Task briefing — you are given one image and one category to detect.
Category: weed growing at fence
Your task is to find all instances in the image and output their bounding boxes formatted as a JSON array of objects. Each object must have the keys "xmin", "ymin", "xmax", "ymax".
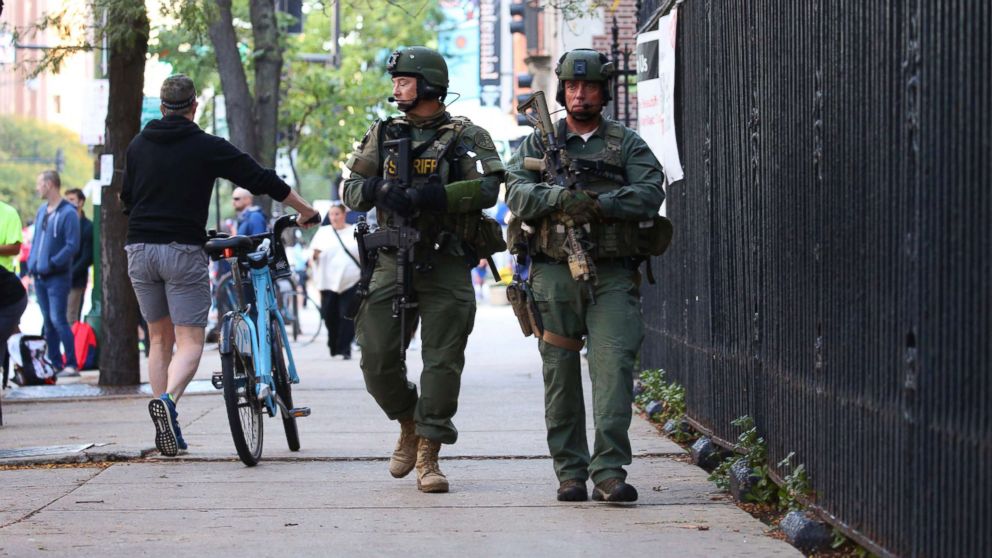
[
  {"xmin": 777, "ymin": 452, "xmax": 811, "ymax": 512},
  {"xmin": 707, "ymin": 416, "xmax": 772, "ymax": 497},
  {"xmin": 635, "ymin": 369, "xmax": 686, "ymax": 423}
]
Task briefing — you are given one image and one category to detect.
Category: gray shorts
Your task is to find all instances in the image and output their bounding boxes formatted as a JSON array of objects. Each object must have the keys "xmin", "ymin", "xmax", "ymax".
[{"xmin": 126, "ymin": 242, "xmax": 210, "ymax": 327}]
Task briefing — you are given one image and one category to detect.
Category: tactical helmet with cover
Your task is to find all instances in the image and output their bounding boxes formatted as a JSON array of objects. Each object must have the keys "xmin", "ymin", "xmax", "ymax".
[
  {"xmin": 386, "ymin": 46, "xmax": 449, "ymax": 102},
  {"xmin": 554, "ymin": 49, "xmax": 615, "ymax": 105}
]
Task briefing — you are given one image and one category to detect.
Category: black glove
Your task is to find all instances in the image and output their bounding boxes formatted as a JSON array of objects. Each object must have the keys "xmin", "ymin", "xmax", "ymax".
[
  {"xmin": 411, "ymin": 176, "xmax": 447, "ymax": 212},
  {"xmin": 362, "ymin": 176, "xmax": 415, "ymax": 217}
]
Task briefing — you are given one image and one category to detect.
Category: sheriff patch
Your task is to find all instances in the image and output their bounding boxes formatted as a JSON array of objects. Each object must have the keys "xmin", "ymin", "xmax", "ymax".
[
  {"xmin": 386, "ymin": 158, "xmax": 438, "ymax": 176},
  {"xmin": 474, "ymin": 130, "xmax": 496, "ymax": 151}
]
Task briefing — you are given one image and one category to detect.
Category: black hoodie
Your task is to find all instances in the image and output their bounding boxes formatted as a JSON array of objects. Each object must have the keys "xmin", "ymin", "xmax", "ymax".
[{"xmin": 121, "ymin": 115, "xmax": 291, "ymax": 245}]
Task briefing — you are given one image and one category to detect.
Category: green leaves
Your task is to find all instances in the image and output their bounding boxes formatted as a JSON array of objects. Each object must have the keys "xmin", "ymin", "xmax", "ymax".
[
  {"xmin": 0, "ymin": 116, "xmax": 93, "ymax": 220},
  {"xmin": 280, "ymin": 0, "xmax": 443, "ymax": 179}
]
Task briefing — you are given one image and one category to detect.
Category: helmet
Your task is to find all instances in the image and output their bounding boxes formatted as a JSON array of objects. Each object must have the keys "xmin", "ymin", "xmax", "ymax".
[
  {"xmin": 554, "ymin": 49, "xmax": 615, "ymax": 105},
  {"xmin": 386, "ymin": 46, "xmax": 449, "ymax": 101}
]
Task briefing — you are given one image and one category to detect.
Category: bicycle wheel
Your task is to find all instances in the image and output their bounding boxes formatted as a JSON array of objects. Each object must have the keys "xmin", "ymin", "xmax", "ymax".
[
  {"xmin": 221, "ymin": 314, "xmax": 264, "ymax": 466},
  {"xmin": 271, "ymin": 320, "xmax": 300, "ymax": 451},
  {"xmin": 291, "ymin": 294, "xmax": 300, "ymax": 341}
]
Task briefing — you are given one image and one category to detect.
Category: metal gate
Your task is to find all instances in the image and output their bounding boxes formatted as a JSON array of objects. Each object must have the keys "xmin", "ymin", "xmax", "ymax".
[{"xmin": 639, "ymin": 1, "xmax": 992, "ymax": 556}]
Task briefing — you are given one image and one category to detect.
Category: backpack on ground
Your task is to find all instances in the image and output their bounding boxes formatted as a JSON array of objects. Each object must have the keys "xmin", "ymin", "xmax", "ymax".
[
  {"xmin": 7, "ymin": 334, "xmax": 58, "ymax": 386},
  {"xmin": 72, "ymin": 322, "xmax": 99, "ymax": 370}
]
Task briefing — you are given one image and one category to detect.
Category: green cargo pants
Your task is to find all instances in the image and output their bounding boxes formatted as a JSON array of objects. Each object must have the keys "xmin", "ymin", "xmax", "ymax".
[
  {"xmin": 355, "ymin": 251, "xmax": 476, "ymax": 444},
  {"xmin": 529, "ymin": 260, "xmax": 644, "ymax": 484}
]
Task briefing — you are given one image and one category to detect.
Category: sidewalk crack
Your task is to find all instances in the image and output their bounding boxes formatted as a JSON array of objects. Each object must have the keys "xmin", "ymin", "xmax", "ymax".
[{"xmin": 0, "ymin": 466, "xmax": 110, "ymax": 530}]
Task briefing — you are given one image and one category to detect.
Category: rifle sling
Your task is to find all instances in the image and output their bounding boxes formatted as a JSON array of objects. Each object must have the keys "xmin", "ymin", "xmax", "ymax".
[
  {"xmin": 487, "ymin": 256, "xmax": 501, "ymax": 283},
  {"xmin": 541, "ymin": 329, "xmax": 584, "ymax": 352}
]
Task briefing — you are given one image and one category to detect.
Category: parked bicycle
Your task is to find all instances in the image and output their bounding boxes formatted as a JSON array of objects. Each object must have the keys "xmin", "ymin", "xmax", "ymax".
[{"xmin": 204, "ymin": 213, "xmax": 319, "ymax": 466}]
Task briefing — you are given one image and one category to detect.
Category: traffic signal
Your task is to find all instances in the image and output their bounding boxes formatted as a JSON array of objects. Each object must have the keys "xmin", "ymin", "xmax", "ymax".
[
  {"xmin": 510, "ymin": 2, "xmax": 526, "ymax": 35},
  {"xmin": 277, "ymin": 0, "xmax": 303, "ymax": 34}
]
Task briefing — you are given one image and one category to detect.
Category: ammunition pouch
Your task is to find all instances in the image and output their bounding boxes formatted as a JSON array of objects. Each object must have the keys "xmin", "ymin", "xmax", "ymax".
[
  {"xmin": 506, "ymin": 215, "xmax": 530, "ymax": 255},
  {"xmin": 531, "ymin": 214, "xmax": 673, "ymax": 260},
  {"xmin": 505, "ymin": 279, "xmax": 585, "ymax": 352},
  {"xmin": 635, "ymin": 215, "xmax": 674, "ymax": 257},
  {"xmin": 506, "ymin": 281, "xmax": 538, "ymax": 337},
  {"xmin": 460, "ymin": 213, "xmax": 507, "ymax": 259}
]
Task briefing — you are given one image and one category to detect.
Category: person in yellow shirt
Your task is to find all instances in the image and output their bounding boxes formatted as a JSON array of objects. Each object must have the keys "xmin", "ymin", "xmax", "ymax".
[{"xmin": 0, "ymin": 201, "xmax": 23, "ymax": 273}]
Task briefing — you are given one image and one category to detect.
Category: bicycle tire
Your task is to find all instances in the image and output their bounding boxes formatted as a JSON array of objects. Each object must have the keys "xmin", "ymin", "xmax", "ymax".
[
  {"xmin": 291, "ymin": 294, "xmax": 300, "ymax": 342},
  {"xmin": 221, "ymin": 315, "xmax": 264, "ymax": 466},
  {"xmin": 271, "ymin": 320, "xmax": 301, "ymax": 451}
]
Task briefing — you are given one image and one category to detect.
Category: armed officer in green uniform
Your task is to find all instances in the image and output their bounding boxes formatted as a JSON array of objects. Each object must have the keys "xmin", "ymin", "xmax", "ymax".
[
  {"xmin": 342, "ymin": 46, "xmax": 505, "ymax": 493},
  {"xmin": 506, "ymin": 49, "xmax": 670, "ymax": 503}
]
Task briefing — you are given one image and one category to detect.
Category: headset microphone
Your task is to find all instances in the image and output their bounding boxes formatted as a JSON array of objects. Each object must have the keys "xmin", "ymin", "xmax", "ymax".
[{"xmin": 388, "ymin": 96, "xmax": 396, "ymax": 102}]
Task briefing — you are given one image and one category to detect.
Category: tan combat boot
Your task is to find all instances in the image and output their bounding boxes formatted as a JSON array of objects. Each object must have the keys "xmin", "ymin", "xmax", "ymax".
[
  {"xmin": 388, "ymin": 418, "xmax": 419, "ymax": 478},
  {"xmin": 415, "ymin": 437, "xmax": 449, "ymax": 493}
]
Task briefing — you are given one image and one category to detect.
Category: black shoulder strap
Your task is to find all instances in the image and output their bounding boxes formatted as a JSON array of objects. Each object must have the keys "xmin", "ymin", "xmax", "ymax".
[{"xmin": 332, "ymin": 226, "xmax": 361, "ymax": 268}]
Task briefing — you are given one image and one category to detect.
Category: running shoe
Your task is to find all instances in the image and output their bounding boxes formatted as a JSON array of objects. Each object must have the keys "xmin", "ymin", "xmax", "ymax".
[{"xmin": 148, "ymin": 395, "xmax": 188, "ymax": 456}]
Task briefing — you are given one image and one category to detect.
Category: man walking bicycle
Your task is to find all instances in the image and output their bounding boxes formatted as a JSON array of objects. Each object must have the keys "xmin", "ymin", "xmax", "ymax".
[{"xmin": 122, "ymin": 74, "xmax": 319, "ymax": 456}]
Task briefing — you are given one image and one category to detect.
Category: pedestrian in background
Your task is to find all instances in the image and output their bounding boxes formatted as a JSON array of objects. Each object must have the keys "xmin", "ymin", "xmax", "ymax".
[
  {"xmin": 27, "ymin": 170, "xmax": 80, "ymax": 377},
  {"xmin": 0, "ymin": 200, "xmax": 22, "ymax": 273},
  {"xmin": 121, "ymin": 74, "xmax": 318, "ymax": 457},
  {"xmin": 310, "ymin": 204, "xmax": 360, "ymax": 360},
  {"xmin": 290, "ymin": 232, "xmax": 310, "ymax": 308},
  {"xmin": 232, "ymin": 187, "xmax": 268, "ymax": 235},
  {"xmin": 64, "ymin": 188, "xmax": 93, "ymax": 324},
  {"xmin": 0, "ymin": 264, "xmax": 27, "ymax": 387}
]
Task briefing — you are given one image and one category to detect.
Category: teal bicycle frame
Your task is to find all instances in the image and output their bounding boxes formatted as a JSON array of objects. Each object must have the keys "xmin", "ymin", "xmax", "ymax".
[{"xmin": 220, "ymin": 240, "xmax": 300, "ymax": 417}]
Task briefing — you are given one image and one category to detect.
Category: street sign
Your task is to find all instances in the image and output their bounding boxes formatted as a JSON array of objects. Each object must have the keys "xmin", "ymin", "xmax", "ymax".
[
  {"xmin": 80, "ymin": 80, "xmax": 109, "ymax": 146},
  {"xmin": 99, "ymin": 154, "xmax": 113, "ymax": 186},
  {"xmin": 275, "ymin": 147, "xmax": 297, "ymax": 187},
  {"xmin": 140, "ymin": 97, "xmax": 161, "ymax": 129}
]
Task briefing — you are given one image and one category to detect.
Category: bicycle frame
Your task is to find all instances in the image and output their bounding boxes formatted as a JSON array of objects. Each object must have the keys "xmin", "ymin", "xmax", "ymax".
[{"xmin": 220, "ymin": 245, "xmax": 301, "ymax": 418}]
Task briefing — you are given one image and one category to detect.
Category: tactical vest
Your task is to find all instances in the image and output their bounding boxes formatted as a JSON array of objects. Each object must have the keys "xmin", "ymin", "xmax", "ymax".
[
  {"xmin": 520, "ymin": 119, "xmax": 671, "ymax": 260},
  {"xmin": 377, "ymin": 115, "xmax": 502, "ymax": 259}
]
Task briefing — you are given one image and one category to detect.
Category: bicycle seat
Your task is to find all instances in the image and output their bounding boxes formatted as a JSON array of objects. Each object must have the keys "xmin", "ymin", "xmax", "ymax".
[{"xmin": 204, "ymin": 235, "xmax": 254, "ymax": 260}]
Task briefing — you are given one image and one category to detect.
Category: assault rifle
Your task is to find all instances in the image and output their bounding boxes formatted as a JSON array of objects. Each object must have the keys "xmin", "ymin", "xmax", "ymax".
[
  {"xmin": 517, "ymin": 91, "xmax": 598, "ymax": 304},
  {"xmin": 351, "ymin": 137, "xmax": 421, "ymax": 361}
]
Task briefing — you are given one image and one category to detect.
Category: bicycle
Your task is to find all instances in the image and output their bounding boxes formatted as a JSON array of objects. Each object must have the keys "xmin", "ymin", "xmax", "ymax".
[
  {"xmin": 204, "ymin": 214, "xmax": 318, "ymax": 466},
  {"xmin": 275, "ymin": 275, "xmax": 300, "ymax": 342}
]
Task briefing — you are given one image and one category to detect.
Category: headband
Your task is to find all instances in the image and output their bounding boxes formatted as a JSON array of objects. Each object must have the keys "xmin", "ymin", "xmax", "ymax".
[{"xmin": 161, "ymin": 95, "xmax": 196, "ymax": 111}]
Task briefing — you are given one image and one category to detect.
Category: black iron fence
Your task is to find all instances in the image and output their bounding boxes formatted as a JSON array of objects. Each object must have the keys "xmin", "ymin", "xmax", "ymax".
[{"xmin": 639, "ymin": 1, "xmax": 991, "ymax": 557}]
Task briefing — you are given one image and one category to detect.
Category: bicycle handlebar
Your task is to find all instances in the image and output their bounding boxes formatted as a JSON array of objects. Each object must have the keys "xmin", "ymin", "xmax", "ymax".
[{"xmin": 273, "ymin": 213, "xmax": 320, "ymax": 243}]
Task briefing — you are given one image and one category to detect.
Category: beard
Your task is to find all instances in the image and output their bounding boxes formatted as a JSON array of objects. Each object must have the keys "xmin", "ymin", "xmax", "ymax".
[
  {"xmin": 567, "ymin": 103, "xmax": 602, "ymax": 121},
  {"xmin": 395, "ymin": 98, "xmax": 418, "ymax": 112}
]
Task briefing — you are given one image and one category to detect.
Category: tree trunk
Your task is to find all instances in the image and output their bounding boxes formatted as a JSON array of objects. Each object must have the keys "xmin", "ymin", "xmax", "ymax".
[
  {"xmin": 209, "ymin": 0, "xmax": 258, "ymax": 160},
  {"xmin": 99, "ymin": 2, "xmax": 148, "ymax": 385},
  {"xmin": 250, "ymin": 0, "xmax": 283, "ymax": 215}
]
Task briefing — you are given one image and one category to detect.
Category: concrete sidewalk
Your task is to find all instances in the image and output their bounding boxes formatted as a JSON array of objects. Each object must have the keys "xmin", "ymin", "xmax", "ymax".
[{"xmin": 0, "ymin": 304, "xmax": 799, "ymax": 556}]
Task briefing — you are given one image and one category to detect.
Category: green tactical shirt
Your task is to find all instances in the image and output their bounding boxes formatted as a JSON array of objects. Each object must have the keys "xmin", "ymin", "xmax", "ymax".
[
  {"xmin": 505, "ymin": 115, "xmax": 665, "ymax": 222},
  {"xmin": 342, "ymin": 107, "xmax": 505, "ymax": 215}
]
